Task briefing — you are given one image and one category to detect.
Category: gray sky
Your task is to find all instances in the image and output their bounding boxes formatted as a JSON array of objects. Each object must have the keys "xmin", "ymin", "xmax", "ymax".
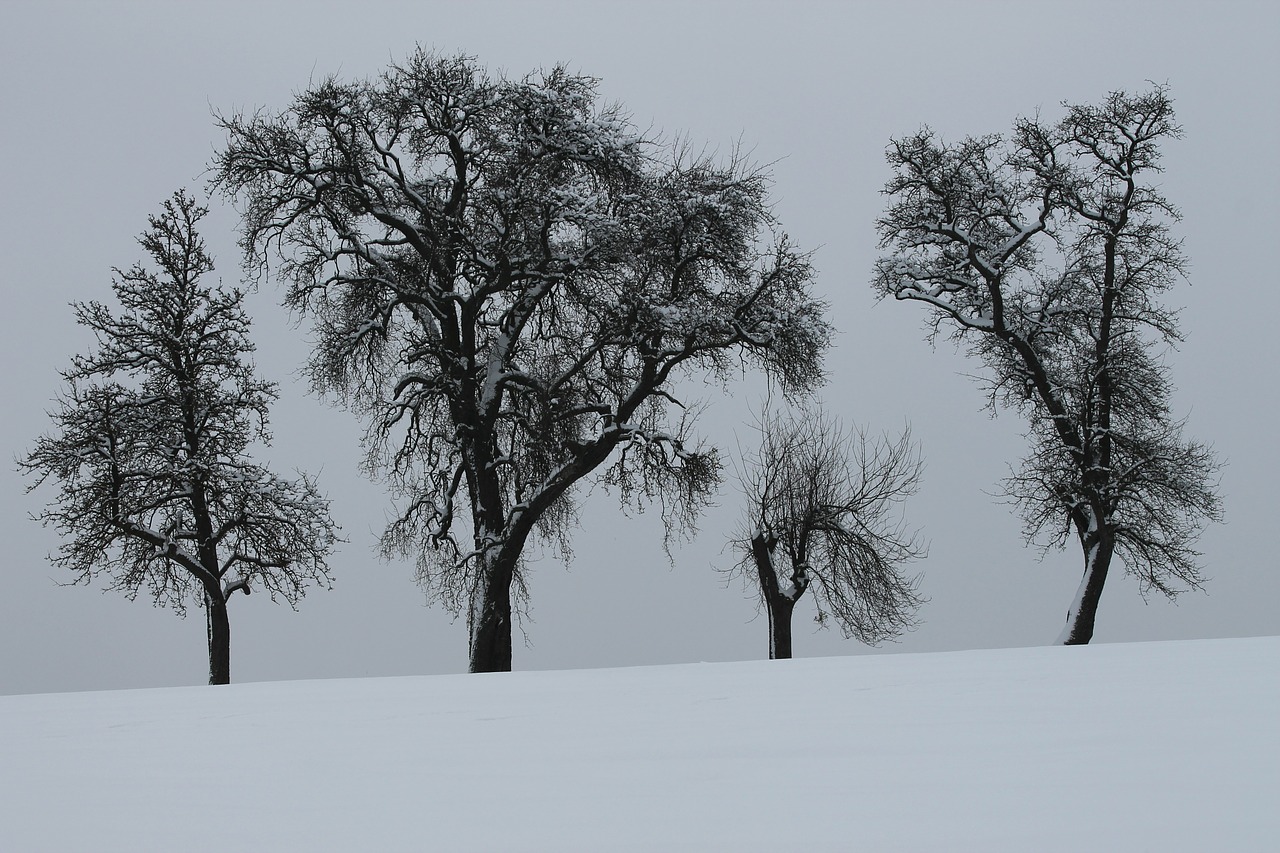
[{"xmin": 3, "ymin": 0, "xmax": 1277, "ymax": 694}]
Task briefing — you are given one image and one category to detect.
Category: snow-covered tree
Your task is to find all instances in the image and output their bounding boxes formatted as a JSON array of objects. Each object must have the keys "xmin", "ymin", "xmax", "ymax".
[
  {"xmin": 733, "ymin": 408, "xmax": 924, "ymax": 659},
  {"xmin": 22, "ymin": 191, "xmax": 338, "ymax": 684},
  {"xmin": 214, "ymin": 50, "xmax": 830, "ymax": 672},
  {"xmin": 874, "ymin": 88, "xmax": 1221, "ymax": 644}
]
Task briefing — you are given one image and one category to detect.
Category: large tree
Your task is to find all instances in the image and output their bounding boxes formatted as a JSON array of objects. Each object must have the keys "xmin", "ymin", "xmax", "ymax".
[
  {"xmin": 733, "ymin": 407, "xmax": 924, "ymax": 659},
  {"xmin": 22, "ymin": 191, "xmax": 338, "ymax": 684},
  {"xmin": 213, "ymin": 51, "xmax": 830, "ymax": 672},
  {"xmin": 874, "ymin": 88, "xmax": 1221, "ymax": 644}
]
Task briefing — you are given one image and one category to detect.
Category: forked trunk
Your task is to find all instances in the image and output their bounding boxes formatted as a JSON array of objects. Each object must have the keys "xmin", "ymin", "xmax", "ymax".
[
  {"xmin": 1057, "ymin": 528, "xmax": 1115, "ymax": 646},
  {"xmin": 752, "ymin": 530, "xmax": 804, "ymax": 660},
  {"xmin": 469, "ymin": 556, "xmax": 514, "ymax": 673},
  {"xmin": 205, "ymin": 592, "xmax": 231, "ymax": 685}
]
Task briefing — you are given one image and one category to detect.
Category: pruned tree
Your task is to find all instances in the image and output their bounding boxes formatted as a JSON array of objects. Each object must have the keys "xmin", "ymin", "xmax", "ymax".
[
  {"xmin": 212, "ymin": 50, "xmax": 830, "ymax": 672},
  {"xmin": 733, "ymin": 407, "xmax": 924, "ymax": 659},
  {"xmin": 21, "ymin": 190, "xmax": 339, "ymax": 684},
  {"xmin": 873, "ymin": 87, "xmax": 1222, "ymax": 644}
]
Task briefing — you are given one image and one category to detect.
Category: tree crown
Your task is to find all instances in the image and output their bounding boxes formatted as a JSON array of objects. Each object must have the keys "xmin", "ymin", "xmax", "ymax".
[
  {"xmin": 23, "ymin": 190, "xmax": 338, "ymax": 612},
  {"xmin": 873, "ymin": 88, "xmax": 1220, "ymax": 596},
  {"xmin": 733, "ymin": 406, "xmax": 925, "ymax": 644},
  {"xmin": 214, "ymin": 50, "xmax": 830, "ymax": 614}
]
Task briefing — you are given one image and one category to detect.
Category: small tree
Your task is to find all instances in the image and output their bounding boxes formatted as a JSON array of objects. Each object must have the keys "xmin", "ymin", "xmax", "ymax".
[
  {"xmin": 874, "ymin": 88, "xmax": 1221, "ymax": 644},
  {"xmin": 214, "ymin": 50, "xmax": 830, "ymax": 672},
  {"xmin": 22, "ymin": 191, "xmax": 338, "ymax": 684},
  {"xmin": 733, "ymin": 408, "xmax": 925, "ymax": 659}
]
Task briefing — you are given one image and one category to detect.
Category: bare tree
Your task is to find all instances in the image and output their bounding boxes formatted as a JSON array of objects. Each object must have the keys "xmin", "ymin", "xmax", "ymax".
[
  {"xmin": 733, "ymin": 407, "xmax": 925, "ymax": 659},
  {"xmin": 873, "ymin": 87, "xmax": 1221, "ymax": 644},
  {"xmin": 213, "ymin": 50, "xmax": 830, "ymax": 672},
  {"xmin": 21, "ymin": 191, "xmax": 339, "ymax": 684}
]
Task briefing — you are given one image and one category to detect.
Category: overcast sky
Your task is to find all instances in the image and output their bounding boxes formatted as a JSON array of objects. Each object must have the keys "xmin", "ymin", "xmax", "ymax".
[{"xmin": 3, "ymin": 0, "xmax": 1277, "ymax": 695}]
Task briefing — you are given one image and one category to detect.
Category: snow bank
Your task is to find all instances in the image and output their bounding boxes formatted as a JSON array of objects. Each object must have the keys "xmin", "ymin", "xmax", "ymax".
[{"xmin": 2, "ymin": 637, "xmax": 1276, "ymax": 851}]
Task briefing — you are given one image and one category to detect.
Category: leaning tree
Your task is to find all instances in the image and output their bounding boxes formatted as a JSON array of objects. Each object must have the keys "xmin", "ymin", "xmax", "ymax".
[
  {"xmin": 874, "ymin": 88, "xmax": 1221, "ymax": 644},
  {"xmin": 22, "ymin": 190, "xmax": 339, "ymax": 684},
  {"xmin": 214, "ymin": 50, "xmax": 830, "ymax": 672},
  {"xmin": 733, "ymin": 407, "xmax": 925, "ymax": 659}
]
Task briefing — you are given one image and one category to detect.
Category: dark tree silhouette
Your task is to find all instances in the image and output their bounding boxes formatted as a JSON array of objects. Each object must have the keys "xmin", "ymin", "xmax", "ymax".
[
  {"xmin": 733, "ymin": 407, "xmax": 924, "ymax": 659},
  {"xmin": 874, "ymin": 88, "xmax": 1221, "ymax": 644},
  {"xmin": 213, "ymin": 51, "xmax": 830, "ymax": 672},
  {"xmin": 22, "ymin": 191, "xmax": 338, "ymax": 684}
]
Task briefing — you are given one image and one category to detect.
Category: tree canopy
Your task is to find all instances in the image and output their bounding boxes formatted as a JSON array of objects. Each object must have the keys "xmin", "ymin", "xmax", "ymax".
[{"xmin": 214, "ymin": 50, "xmax": 830, "ymax": 670}]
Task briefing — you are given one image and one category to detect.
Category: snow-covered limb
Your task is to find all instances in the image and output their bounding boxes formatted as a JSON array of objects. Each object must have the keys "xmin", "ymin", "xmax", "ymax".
[{"xmin": 222, "ymin": 574, "xmax": 251, "ymax": 598}]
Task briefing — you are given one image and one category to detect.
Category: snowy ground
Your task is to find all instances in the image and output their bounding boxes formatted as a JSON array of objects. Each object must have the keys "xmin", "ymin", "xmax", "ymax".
[{"xmin": 2, "ymin": 637, "xmax": 1276, "ymax": 851}]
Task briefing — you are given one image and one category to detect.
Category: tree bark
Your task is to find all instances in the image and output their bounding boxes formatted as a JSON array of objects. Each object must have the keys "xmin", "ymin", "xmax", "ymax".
[
  {"xmin": 1059, "ymin": 530, "xmax": 1115, "ymax": 645},
  {"xmin": 469, "ymin": 557, "xmax": 514, "ymax": 673},
  {"xmin": 205, "ymin": 591, "xmax": 231, "ymax": 685},
  {"xmin": 766, "ymin": 594, "xmax": 796, "ymax": 660}
]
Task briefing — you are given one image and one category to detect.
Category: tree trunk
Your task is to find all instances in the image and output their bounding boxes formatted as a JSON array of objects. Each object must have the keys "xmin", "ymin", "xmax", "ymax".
[
  {"xmin": 766, "ymin": 594, "xmax": 796, "ymax": 660},
  {"xmin": 205, "ymin": 591, "xmax": 231, "ymax": 685},
  {"xmin": 1058, "ymin": 529, "xmax": 1115, "ymax": 646},
  {"xmin": 469, "ymin": 556, "xmax": 514, "ymax": 673}
]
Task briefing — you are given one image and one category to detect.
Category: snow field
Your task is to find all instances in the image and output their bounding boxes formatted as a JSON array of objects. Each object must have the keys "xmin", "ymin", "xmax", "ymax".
[{"xmin": 2, "ymin": 636, "xmax": 1276, "ymax": 851}]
